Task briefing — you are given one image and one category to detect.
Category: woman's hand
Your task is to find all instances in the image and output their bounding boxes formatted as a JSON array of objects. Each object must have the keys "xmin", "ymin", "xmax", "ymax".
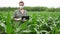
[
  {"xmin": 22, "ymin": 18, "xmax": 26, "ymax": 21},
  {"xmin": 13, "ymin": 18, "xmax": 21, "ymax": 21}
]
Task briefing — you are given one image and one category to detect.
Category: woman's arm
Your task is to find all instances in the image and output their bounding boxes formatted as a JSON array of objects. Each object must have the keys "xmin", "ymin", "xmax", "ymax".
[
  {"xmin": 13, "ymin": 18, "xmax": 21, "ymax": 21},
  {"xmin": 13, "ymin": 10, "xmax": 21, "ymax": 21}
]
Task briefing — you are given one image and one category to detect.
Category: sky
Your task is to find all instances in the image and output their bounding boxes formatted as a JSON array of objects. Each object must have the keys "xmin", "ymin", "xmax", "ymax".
[{"xmin": 0, "ymin": 0, "xmax": 60, "ymax": 8}]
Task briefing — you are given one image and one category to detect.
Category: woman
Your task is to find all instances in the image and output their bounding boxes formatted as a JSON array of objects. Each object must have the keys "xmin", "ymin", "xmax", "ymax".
[
  {"xmin": 12, "ymin": 1, "xmax": 28, "ymax": 28},
  {"xmin": 13, "ymin": 1, "xmax": 27, "ymax": 22}
]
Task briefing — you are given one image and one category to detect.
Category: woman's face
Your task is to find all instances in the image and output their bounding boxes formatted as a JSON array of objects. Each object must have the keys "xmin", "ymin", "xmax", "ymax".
[{"xmin": 19, "ymin": 3, "xmax": 24, "ymax": 6}]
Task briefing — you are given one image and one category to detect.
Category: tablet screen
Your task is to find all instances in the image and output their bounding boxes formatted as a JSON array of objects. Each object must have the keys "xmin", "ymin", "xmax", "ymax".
[{"xmin": 22, "ymin": 16, "xmax": 29, "ymax": 20}]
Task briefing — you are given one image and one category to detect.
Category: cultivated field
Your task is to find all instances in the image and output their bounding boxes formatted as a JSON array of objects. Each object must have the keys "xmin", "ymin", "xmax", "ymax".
[{"xmin": 0, "ymin": 11, "xmax": 60, "ymax": 34}]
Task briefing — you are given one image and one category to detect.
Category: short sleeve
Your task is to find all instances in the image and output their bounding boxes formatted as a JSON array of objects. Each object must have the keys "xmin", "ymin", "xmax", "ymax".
[{"xmin": 12, "ymin": 10, "xmax": 17, "ymax": 18}]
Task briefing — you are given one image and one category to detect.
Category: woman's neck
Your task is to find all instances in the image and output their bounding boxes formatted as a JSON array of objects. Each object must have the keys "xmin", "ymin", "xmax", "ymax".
[{"xmin": 20, "ymin": 9, "xmax": 24, "ymax": 14}]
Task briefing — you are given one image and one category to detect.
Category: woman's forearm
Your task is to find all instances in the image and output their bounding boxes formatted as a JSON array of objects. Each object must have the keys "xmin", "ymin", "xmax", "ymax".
[{"xmin": 13, "ymin": 18, "xmax": 21, "ymax": 21}]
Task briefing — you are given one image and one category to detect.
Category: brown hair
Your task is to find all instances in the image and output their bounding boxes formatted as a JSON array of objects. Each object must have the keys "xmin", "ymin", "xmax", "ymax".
[{"xmin": 19, "ymin": 1, "xmax": 24, "ymax": 5}]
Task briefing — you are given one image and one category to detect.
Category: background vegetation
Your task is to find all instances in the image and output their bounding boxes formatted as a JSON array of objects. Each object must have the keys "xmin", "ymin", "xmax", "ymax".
[{"xmin": 0, "ymin": 7, "xmax": 60, "ymax": 12}]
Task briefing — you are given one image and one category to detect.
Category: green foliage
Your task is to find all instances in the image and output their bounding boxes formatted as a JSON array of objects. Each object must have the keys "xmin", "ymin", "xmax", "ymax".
[
  {"xmin": 55, "ymin": 8, "xmax": 60, "ymax": 12},
  {"xmin": 6, "ymin": 12, "xmax": 14, "ymax": 34},
  {"xmin": 0, "ymin": 11, "xmax": 60, "ymax": 34},
  {"xmin": 47, "ymin": 8, "xmax": 56, "ymax": 12},
  {"xmin": 0, "ymin": 7, "xmax": 60, "ymax": 12}
]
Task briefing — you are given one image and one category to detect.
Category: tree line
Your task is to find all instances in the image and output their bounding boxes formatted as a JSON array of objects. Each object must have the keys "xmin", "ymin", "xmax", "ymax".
[{"xmin": 0, "ymin": 7, "xmax": 60, "ymax": 12}]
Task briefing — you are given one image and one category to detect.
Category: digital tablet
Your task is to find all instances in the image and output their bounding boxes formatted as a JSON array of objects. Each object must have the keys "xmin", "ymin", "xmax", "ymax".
[{"xmin": 22, "ymin": 16, "xmax": 29, "ymax": 20}]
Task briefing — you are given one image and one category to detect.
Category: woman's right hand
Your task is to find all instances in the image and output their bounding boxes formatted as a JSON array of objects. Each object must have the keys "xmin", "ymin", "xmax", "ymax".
[{"xmin": 13, "ymin": 18, "xmax": 21, "ymax": 21}]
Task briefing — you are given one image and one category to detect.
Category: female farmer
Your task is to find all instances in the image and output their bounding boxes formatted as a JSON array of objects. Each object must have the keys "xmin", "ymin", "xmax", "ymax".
[{"xmin": 13, "ymin": 1, "xmax": 27, "ymax": 22}]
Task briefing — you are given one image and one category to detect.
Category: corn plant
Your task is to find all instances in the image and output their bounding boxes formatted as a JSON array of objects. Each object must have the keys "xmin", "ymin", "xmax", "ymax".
[{"xmin": 0, "ymin": 12, "xmax": 60, "ymax": 34}]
